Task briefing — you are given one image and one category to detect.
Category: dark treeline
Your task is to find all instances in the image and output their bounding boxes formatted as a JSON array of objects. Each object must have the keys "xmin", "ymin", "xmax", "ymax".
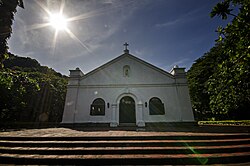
[
  {"xmin": 187, "ymin": 0, "xmax": 250, "ymax": 120},
  {"xmin": 0, "ymin": 53, "xmax": 68, "ymax": 127}
]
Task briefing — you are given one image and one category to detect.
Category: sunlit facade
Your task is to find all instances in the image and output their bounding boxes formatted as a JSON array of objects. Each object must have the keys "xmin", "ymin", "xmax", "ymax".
[{"xmin": 62, "ymin": 50, "xmax": 194, "ymax": 127}]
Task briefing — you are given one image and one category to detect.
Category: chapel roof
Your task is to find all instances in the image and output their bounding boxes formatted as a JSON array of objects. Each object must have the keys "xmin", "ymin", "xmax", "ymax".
[{"xmin": 80, "ymin": 50, "xmax": 175, "ymax": 79}]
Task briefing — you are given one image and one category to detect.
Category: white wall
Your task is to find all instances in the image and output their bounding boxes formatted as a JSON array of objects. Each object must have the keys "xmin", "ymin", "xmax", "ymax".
[
  {"xmin": 61, "ymin": 54, "xmax": 194, "ymax": 125},
  {"xmin": 80, "ymin": 56, "xmax": 175, "ymax": 85}
]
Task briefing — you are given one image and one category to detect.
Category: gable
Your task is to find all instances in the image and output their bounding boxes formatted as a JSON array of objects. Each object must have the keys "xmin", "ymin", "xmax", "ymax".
[{"xmin": 80, "ymin": 54, "xmax": 175, "ymax": 85}]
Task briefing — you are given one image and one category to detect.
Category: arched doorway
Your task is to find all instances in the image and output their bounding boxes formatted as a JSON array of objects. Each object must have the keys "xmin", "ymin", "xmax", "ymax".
[{"xmin": 119, "ymin": 96, "xmax": 136, "ymax": 124}]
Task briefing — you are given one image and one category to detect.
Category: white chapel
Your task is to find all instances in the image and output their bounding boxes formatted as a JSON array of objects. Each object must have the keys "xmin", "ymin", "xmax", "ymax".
[{"xmin": 61, "ymin": 43, "xmax": 194, "ymax": 127}]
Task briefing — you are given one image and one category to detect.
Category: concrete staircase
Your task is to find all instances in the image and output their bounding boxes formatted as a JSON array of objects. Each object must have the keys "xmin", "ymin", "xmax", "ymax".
[{"xmin": 0, "ymin": 134, "xmax": 250, "ymax": 165}]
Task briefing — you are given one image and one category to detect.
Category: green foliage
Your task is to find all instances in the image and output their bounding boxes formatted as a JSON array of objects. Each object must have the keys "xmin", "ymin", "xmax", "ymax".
[
  {"xmin": 188, "ymin": 0, "xmax": 250, "ymax": 120},
  {"xmin": 187, "ymin": 45, "xmax": 224, "ymax": 120},
  {"xmin": 0, "ymin": 69, "xmax": 39, "ymax": 122},
  {"xmin": 207, "ymin": 0, "xmax": 250, "ymax": 118},
  {"xmin": 210, "ymin": 0, "xmax": 233, "ymax": 19},
  {"xmin": 3, "ymin": 53, "xmax": 63, "ymax": 77},
  {"xmin": 0, "ymin": 54, "xmax": 68, "ymax": 125},
  {"xmin": 0, "ymin": 0, "xmax": 24, "ymax": 69},
  {"xmin": 4, "ymin": 53, "xmax": 40, "ymax": 69},
  {"xmin": 198, "ymin": 120, "xmax": 250, "ymax": 126},
  {"xmin": 27, "ymin": 71, "xmax": 68, "ymax": 123}
]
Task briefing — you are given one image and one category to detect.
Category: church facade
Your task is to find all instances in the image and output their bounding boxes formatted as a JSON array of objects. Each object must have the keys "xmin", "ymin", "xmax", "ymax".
[{"xmin": 62, "ymin": 47, "xmax": 194, "ymax": 127}]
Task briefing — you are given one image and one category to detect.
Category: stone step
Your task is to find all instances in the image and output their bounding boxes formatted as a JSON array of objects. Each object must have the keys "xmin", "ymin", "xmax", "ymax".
[
  {"xmin": 0, "ymin": 132, "xmax": 249, "ymax": 165},
  {"xmin": 0, "ymin": 152, "xmax": 250, "ymax": 165},
  {"xmin": 0, "ymin": 134, "xmax": 249, "ymax": 141},
  {"xmin": 1, "ymin": 137, "xmax": 249, "ymax": 143},
  {"xmin": 1, "ymin": 144, "xmax": 249, "ymax": 150},
  {"xmin": 0, "ymin": 138, "xmax": 249, "ymax": 147},
  {"xmin": 0, "ymin": 144, "xmax": 249, "ymax": 155}
]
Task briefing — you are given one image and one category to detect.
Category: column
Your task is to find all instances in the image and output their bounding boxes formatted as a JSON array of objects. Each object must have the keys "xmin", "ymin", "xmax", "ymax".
[
  {"xmin": 110, "ymin": 104, "xmax": 118, "ymax": 127},
  {"xmin": 136, "ymin": 103, "xmax": 145, "ymax": 127}
]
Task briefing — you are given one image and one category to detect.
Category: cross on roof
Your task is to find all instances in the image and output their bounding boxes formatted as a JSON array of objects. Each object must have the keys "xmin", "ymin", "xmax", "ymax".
[
  {"xmin": 124, "ymin": 42, "xmax": 129, "ymax": 50},
  {"xmin": 123, "ymin": 42, "xmax": 129, "ymax": 54}
]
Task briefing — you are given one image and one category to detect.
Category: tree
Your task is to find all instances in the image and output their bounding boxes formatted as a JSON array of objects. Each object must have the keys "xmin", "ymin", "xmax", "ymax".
[
  {"xmin": 0, "ymin": 69, "xmax": 39, "ymax": 122},
  {"xmin": 0, "ymin": 0, "xmax": 24, "ymax": 68},
  {"xmin": 188, "ymin": 0, "xmax": 249, "ymax": 120},
  {"xmin": 0, "ymin": 53, "xmax": 68, "ymax": 127},
  {"xmin": 187, "ymin": 45, "xmax": 224, "ymax": 120},
  {"xmin": 209, "ymin": 0, "xmax": 249, "ymax": 119}
]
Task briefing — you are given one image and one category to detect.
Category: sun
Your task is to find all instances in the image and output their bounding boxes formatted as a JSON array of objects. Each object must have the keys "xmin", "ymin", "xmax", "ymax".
[
  {"xmin": 49, "ymin": 13, "xmax": 67, "ymax": 31},
  {"xmin": 31, "ymin": 0, "xmax": 92, "ymax": 55}
]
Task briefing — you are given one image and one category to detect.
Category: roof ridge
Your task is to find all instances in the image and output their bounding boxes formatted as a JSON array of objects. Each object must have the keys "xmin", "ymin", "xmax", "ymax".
[{"xmin": 80, "ymin": 53, "xmax": 174, "ymax": 80}]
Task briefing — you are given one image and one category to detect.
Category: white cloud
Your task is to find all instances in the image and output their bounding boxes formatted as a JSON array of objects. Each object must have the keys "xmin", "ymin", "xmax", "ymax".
[
  {"xmin": 155, "ymin": 19, "xmax": 180, "ymax": 28},
  {"xmin": 102, "ymin": 0, "xmax": 114, "ymax": 4},
  {"xmin": 155, "ymin": 8, "xmax": 203, "ymax": 28}
]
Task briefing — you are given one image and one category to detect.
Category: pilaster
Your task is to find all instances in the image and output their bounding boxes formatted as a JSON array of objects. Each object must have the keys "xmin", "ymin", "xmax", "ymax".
[
  {"xmin": 110, "ymin": 104, "xmax": 118, "ymax": 127},
  {"xmin": 136, "ymin": 103, "xmax": 145, "ymax": 127}
]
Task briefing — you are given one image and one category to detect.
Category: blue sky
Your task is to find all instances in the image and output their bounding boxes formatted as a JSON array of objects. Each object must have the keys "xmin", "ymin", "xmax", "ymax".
[{"xmin": 8, "ymin": 0, "xmax": 228, "ymax": 76}]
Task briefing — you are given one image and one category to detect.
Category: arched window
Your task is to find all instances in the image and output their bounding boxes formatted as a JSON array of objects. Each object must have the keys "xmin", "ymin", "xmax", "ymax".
[
  {"xmin": 90, "ymin": 98, "xmax": 105, "ymax": 116},
  {"xmin": 149, "ymin": 97, "xmax": 165, "ymax": 115},
  {"xmin": 123, "ymin": 65, "xmax": 130, "ymax": 77}
]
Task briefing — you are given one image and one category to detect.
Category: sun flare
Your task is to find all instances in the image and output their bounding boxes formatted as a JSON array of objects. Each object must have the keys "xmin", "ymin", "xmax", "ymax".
[
  {"xmin": 49, "ymin": 13, "xmax": 67, "ymax": 31},
  {"xmin": 32, "ymin": 0, "xmax": 93, "ymax": 56}
]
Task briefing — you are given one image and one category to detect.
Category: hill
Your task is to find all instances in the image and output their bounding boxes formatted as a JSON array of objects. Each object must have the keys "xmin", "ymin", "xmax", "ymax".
[
  {"xmin": 0, "ymin": 53, "xmax": 68, "ymax": 128},
  {"xmin": 3, "ymin": 53, "xmax": 65, "ymax": 77}
]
